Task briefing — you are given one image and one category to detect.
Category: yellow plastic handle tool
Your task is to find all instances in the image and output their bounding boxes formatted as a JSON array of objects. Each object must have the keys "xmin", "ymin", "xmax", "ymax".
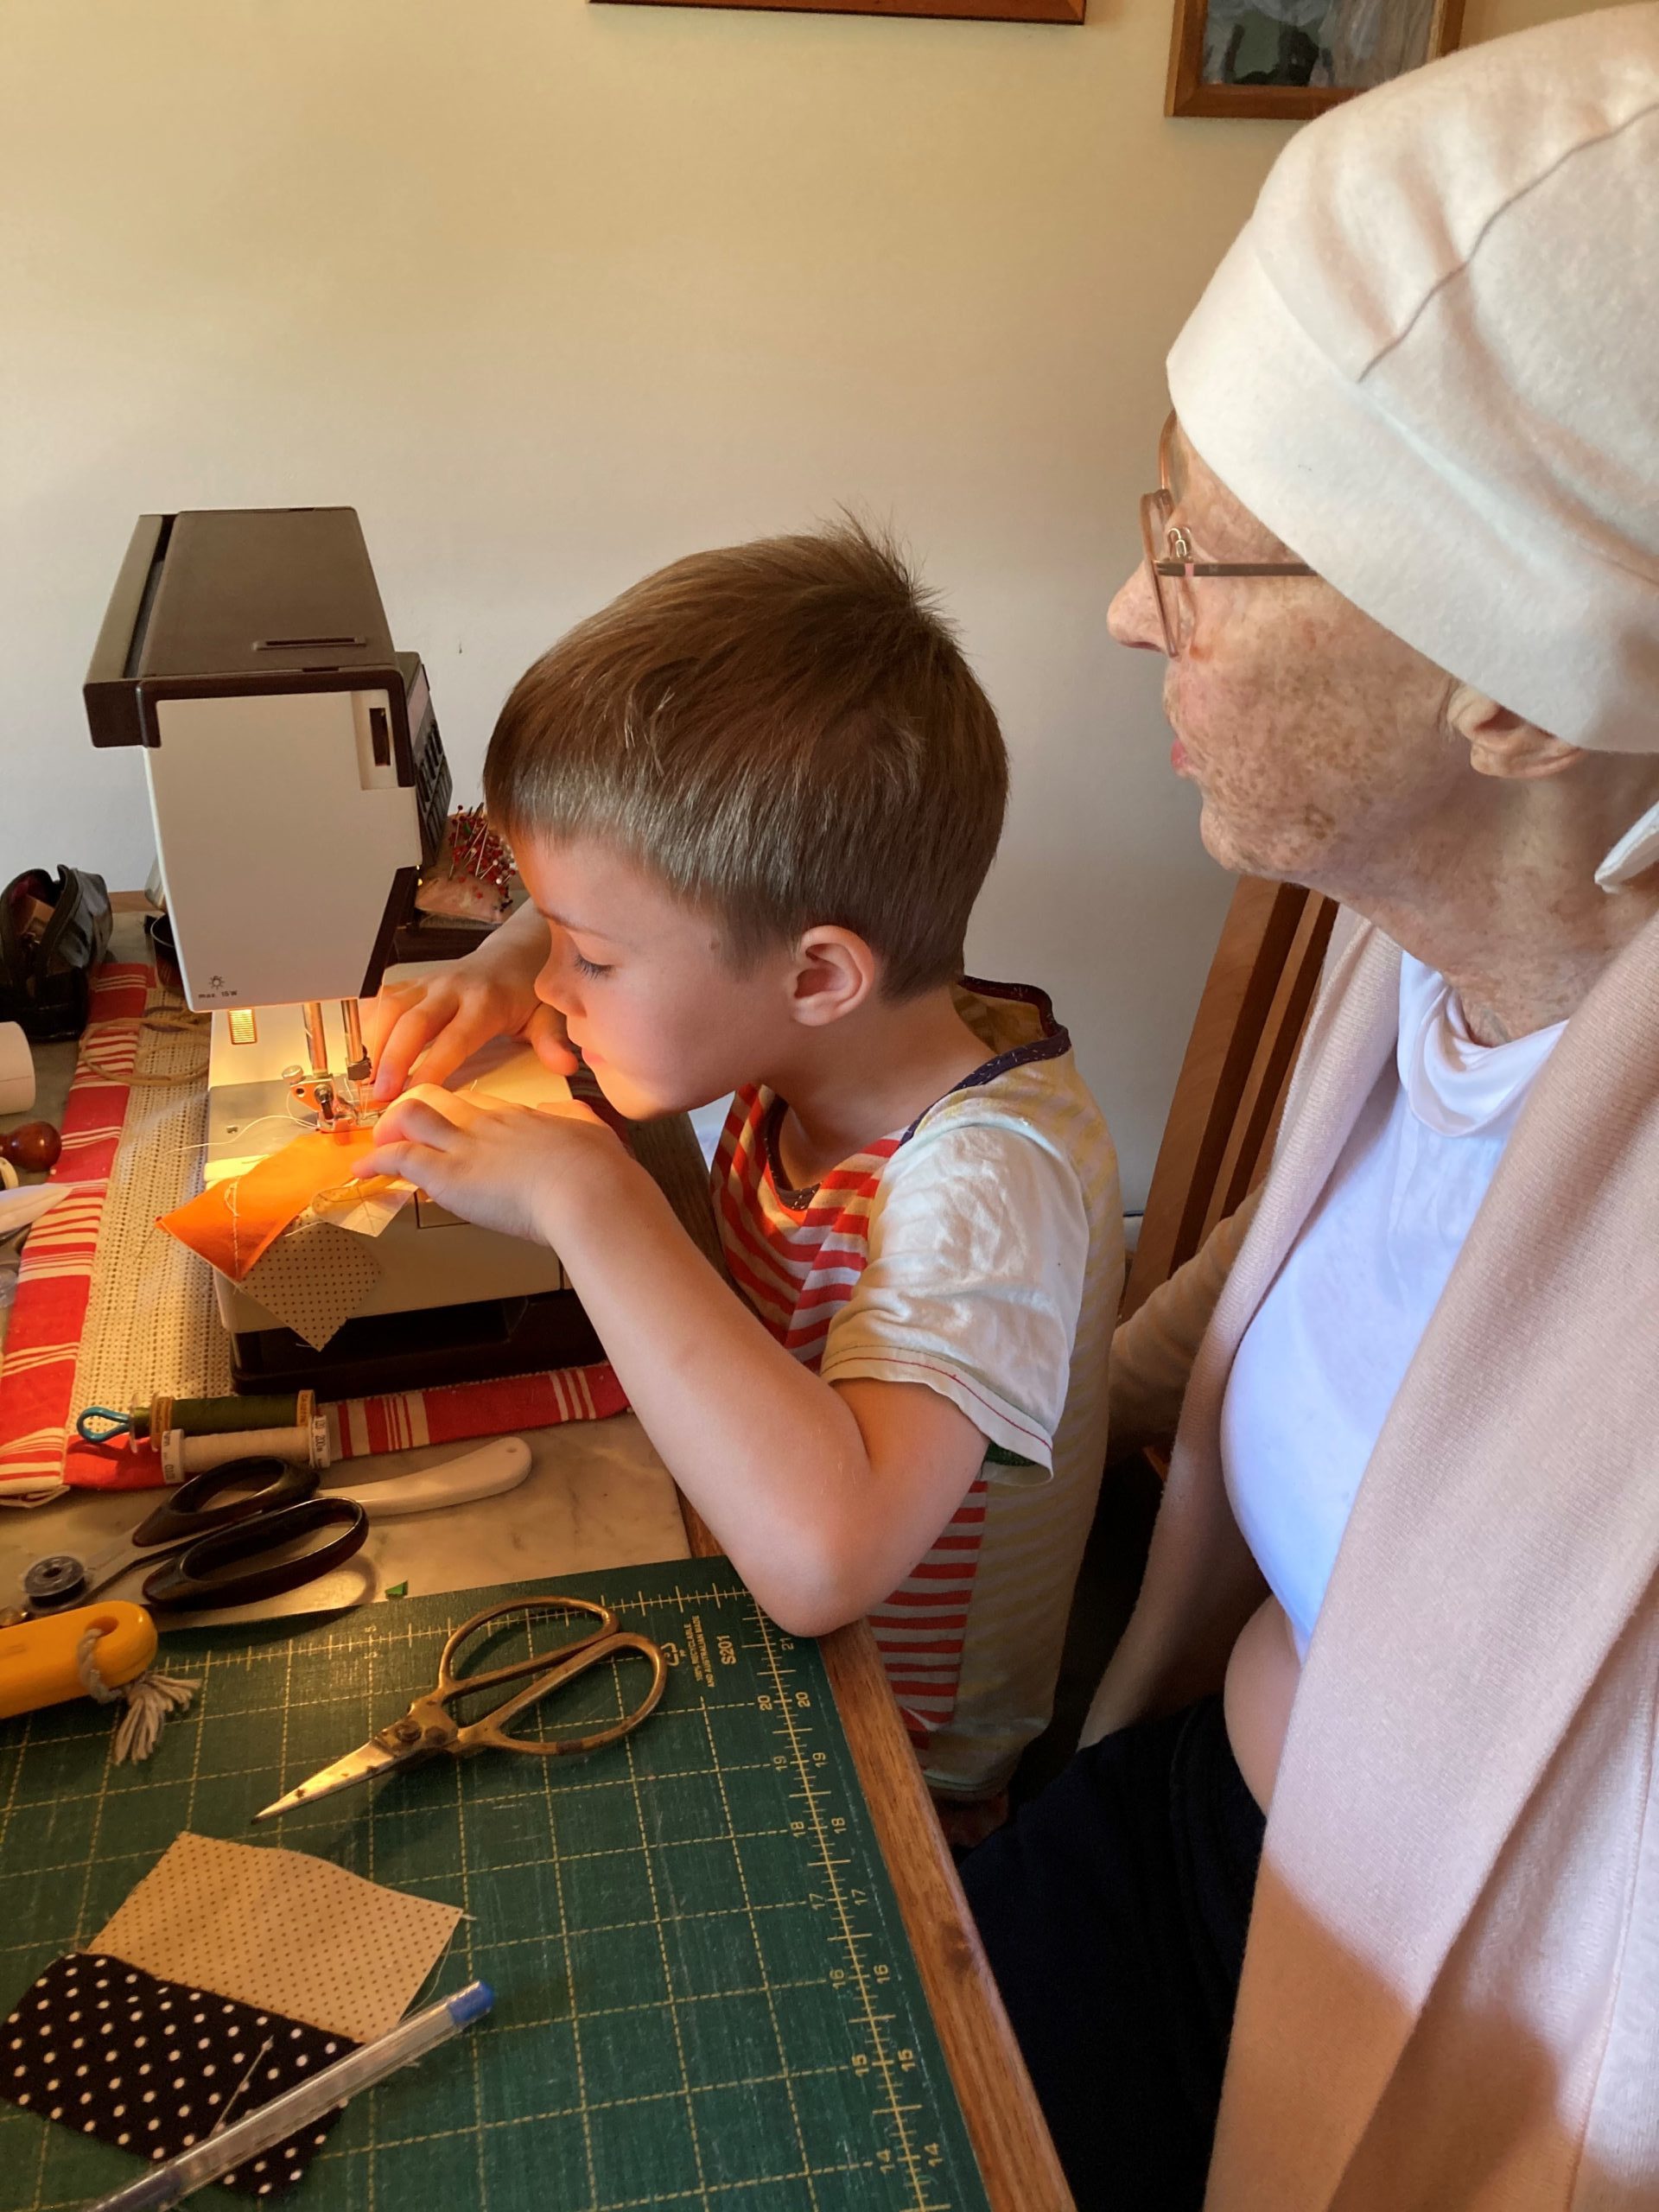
[{"xmin": 0, "ymin": 1602, "xmax": 157, "ymax": 1720}]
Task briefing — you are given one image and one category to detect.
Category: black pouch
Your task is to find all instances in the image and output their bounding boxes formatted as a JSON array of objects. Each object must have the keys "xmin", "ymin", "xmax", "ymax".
[{"xmin": 0, "ymin": 865, "xmax": 113, "ymax": 1041}]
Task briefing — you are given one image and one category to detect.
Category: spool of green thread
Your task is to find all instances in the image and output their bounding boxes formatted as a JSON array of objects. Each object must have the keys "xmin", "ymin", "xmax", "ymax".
[{"xmin": 130, "ymin": 1391, "xmax": 309, "ymax": 1441}]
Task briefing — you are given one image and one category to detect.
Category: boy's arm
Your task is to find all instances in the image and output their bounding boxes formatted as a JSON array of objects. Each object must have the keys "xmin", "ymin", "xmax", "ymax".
[
  {"xmin": 558, "ymin": 1162, "xmax": 994, "ymax": 1634},
  {"xmin": 366, "ymin": 1088, "xmax": 989, "ymax": 1636}
]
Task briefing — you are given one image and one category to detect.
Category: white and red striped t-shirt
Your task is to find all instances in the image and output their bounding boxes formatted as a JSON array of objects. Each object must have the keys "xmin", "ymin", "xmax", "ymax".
[{"xmin": 713, "ymin": 979, "xmax": 1122, "ymax": 1797}]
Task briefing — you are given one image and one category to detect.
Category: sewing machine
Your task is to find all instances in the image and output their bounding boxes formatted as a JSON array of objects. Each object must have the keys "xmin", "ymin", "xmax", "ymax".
[{"xmin": 83, "ymin": 506, "xmax": 600, "ymax": 1395}]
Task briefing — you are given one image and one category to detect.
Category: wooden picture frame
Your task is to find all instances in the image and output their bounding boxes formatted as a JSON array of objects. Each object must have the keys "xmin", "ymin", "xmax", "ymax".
[
  {"xmin": 592, "ymin": 0, "xmax": 1085, "ymax": 22},
  {"xmin": 1166, "ymin": 0, "xmax": 1463, "ymax": 117}
]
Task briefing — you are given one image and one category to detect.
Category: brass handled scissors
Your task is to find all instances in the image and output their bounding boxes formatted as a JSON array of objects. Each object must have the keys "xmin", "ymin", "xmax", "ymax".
[{"xmin": 255, "ymin": 1594, "xmax": 668, "ymax": 1820}]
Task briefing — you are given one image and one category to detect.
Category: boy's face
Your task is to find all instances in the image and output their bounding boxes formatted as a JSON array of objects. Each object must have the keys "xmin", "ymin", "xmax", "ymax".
[{"xmin": 518, "ymin": 836, "xmax": 789, "ymax": 1120}]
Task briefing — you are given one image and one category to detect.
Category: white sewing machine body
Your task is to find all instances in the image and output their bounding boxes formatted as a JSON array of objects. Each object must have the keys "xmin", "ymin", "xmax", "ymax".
[{"xmin": 85, "ymin": 508, "xmax": 452, "ymax": 1014}]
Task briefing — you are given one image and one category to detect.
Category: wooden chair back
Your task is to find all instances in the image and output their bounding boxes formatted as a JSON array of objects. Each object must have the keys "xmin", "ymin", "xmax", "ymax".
[{"xmin": 1121, "ymin": 877, "xmax": 1338, "ymax": 1321}]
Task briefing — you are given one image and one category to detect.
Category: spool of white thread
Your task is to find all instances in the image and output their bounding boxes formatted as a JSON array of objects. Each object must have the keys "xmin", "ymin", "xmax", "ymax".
[
  {"xmin": 160, "ymin": 1417, "xmax": 331, "ymax": 1482},
  {"xmin": 0, "ymin": 1022, "xmax": 34, "ymax": 1117}
]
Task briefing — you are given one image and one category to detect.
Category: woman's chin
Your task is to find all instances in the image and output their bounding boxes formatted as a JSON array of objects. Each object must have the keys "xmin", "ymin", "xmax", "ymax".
[
  {"xmin": 1197, "ymin": 802, "xmax": 1254, "ymax": 876},
  {"xmin": 1198, "ymin": 806, "xmax": 1313, "ymax": 887}
]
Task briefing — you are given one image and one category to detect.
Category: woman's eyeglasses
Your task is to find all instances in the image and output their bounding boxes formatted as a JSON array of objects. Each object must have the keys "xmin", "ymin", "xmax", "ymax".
[{"xmin": 1139, "ymin": 414, "xmax": 1313, "ymax": 657}]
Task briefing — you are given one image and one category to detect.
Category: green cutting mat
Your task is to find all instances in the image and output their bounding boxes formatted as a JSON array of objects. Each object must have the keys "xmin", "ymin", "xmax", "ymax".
[{"xmin": 0, "ymin": 1559, "xmax": 991, "ymax": 2212}]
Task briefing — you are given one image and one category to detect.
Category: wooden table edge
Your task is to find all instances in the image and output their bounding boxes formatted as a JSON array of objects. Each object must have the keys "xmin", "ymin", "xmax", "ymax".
[{"xmin": 678, "ymin": 1499, "xmax": 1073, "ymax": 2212}]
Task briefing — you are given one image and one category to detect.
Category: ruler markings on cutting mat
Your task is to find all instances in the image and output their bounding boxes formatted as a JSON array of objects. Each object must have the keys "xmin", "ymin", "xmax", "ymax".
[{"xmin": 0, "ymin": 1558, "xmax": 988, "ymax": 2212}]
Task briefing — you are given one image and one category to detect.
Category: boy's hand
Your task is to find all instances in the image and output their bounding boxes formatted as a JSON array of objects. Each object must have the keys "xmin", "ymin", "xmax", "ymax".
[
  {"xmin": 366, "ymin": 1084, "xmax": 621, "ymax": 1244},
  {"xmin": 363, "ymin": 906, "xmax": 575, "ymax": 1103},
  {"xmin": 365, "ymin": 976, "xmax": 575, "ymax": 1102}
]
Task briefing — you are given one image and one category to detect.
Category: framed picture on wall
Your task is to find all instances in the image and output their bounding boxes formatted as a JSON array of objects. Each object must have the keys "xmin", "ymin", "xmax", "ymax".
[
  {"xmin": 1166, "ymin": 0, "xmax": 1464, "ymax": 117},
  {"xmin": 594, "ymin": 0, "xmax": 1086, "ymax": 20}
]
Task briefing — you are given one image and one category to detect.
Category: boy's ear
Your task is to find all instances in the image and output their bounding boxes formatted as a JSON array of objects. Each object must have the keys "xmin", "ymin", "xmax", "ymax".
[{"xmin": 788, "ymin": 927, "xmax": 879, "ymax": 1027}]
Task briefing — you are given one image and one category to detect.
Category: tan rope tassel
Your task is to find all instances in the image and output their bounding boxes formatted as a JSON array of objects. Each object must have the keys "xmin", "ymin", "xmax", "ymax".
[{"xmin": 76, "ymin": 1622, "xmax": 200, "ymax": 1764}]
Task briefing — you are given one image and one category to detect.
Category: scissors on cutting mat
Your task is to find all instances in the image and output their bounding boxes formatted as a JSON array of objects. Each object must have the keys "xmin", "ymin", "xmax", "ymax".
[
  {"xmin": 256, "ymin": 1595, "xmax": 670, "ymax": 1820},
  {"xmin": 14, "ymin": 1459, "xmax": 368, "ymax": 1620}
]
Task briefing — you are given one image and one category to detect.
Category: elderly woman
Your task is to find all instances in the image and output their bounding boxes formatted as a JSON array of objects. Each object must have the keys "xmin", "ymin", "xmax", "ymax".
[{"xmin": 963, "ymin": 11, "xmax": 1659, "ymax": 2210}]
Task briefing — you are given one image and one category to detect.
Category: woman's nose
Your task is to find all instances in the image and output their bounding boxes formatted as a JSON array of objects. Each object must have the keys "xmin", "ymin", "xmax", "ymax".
[{"xmin": 1109, "ymin": 562, "xmax": 1167, "ymax": 653}]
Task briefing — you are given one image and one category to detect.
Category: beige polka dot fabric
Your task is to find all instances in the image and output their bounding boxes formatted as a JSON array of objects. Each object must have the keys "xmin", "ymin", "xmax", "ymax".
[
  {"xmin": 92, "ymin": 1833, "xmax": 460, "ymax": 2044},
  {"xmin": 242, "ymin": 1217, "xmax": 382, "ymax": 1351}
]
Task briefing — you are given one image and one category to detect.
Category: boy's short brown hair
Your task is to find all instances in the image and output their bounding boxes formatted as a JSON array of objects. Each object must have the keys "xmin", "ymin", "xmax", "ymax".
[{"xmin": 483, "ymin": 520, "xmax": 1007, "ymax": 999}]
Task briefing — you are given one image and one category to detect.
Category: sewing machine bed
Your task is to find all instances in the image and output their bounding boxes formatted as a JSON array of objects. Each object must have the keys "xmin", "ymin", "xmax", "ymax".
[{"xmin": 0, "ymin": 1559, "xmax": 990, "ymax": 2212}]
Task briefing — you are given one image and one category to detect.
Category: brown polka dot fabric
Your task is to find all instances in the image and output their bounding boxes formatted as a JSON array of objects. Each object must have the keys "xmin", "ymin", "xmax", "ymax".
[
  {"xmin": 93, "ymin": 1832, "xmax": 460, "ymax": 2044},
  {"xmin": 2, "ymin": 1952, "xmax": 356, "ymax": 2198}
]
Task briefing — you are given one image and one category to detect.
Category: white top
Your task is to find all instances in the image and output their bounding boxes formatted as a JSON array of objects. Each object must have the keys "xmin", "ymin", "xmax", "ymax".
[{"xmin": 1222, "ymin": 953, "xmax": 1566, "ymax": 1657}]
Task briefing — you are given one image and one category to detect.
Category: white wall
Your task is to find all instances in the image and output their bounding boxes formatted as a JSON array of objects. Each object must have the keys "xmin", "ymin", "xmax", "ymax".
[{"xmin": 0, "ymin": 0, "xmax": 1591, "ymax": 1203}]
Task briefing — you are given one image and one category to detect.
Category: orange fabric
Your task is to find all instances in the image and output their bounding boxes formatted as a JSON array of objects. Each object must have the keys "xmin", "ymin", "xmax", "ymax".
[{"xmin": 157, "ymin": 1127, "xmax": 378, "ymax": 1282}]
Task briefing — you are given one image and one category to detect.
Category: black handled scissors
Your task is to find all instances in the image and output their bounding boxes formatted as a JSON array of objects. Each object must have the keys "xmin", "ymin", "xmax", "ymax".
[
  {"xmin": 255, "ymin": 1594, "xmax": 668, "ymax": 1819},
  {"xmin": 17, "ymin": 1457, "xmax": 368, "ymax": 1618}
]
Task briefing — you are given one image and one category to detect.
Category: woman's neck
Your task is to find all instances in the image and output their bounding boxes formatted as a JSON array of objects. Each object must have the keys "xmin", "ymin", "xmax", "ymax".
[
  {"xmin": 1376, "ymin": 891, "xmax": 1656, "ymax": 1043},
  {"xmin": 1325, "ymin": 775, "xmax": 1659, "ymax": 1045}
]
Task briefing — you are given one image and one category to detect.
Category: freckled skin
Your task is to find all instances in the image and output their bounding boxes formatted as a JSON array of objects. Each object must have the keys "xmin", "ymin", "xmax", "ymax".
[{"xmin": 1109, "ymin": 426, "xmax": 1659, "ymax": 1043}]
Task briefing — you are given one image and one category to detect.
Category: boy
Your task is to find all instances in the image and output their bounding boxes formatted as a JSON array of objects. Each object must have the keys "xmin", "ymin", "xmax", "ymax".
[{"xmin": 365, "ymin": 522, "xmax": 1122, "ymax": 1814}]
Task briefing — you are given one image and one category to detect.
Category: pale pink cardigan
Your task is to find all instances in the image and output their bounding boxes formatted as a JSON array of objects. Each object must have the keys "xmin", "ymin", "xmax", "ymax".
[{"xmin": 1090, "ymin": 908, "xmax": 1659, "ymax": 2211}]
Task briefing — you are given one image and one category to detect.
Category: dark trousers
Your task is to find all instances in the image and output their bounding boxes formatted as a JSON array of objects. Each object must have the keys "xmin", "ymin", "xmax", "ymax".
[{"xmin": 961, "ymin": 1696, "xmax": 1264, "ymax": 2212}]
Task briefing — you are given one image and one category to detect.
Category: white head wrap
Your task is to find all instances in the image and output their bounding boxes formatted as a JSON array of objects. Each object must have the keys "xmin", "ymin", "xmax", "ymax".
[{"xmin": 1166, "ymin": 4, "xmax": 1659, "ymax": 883}]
